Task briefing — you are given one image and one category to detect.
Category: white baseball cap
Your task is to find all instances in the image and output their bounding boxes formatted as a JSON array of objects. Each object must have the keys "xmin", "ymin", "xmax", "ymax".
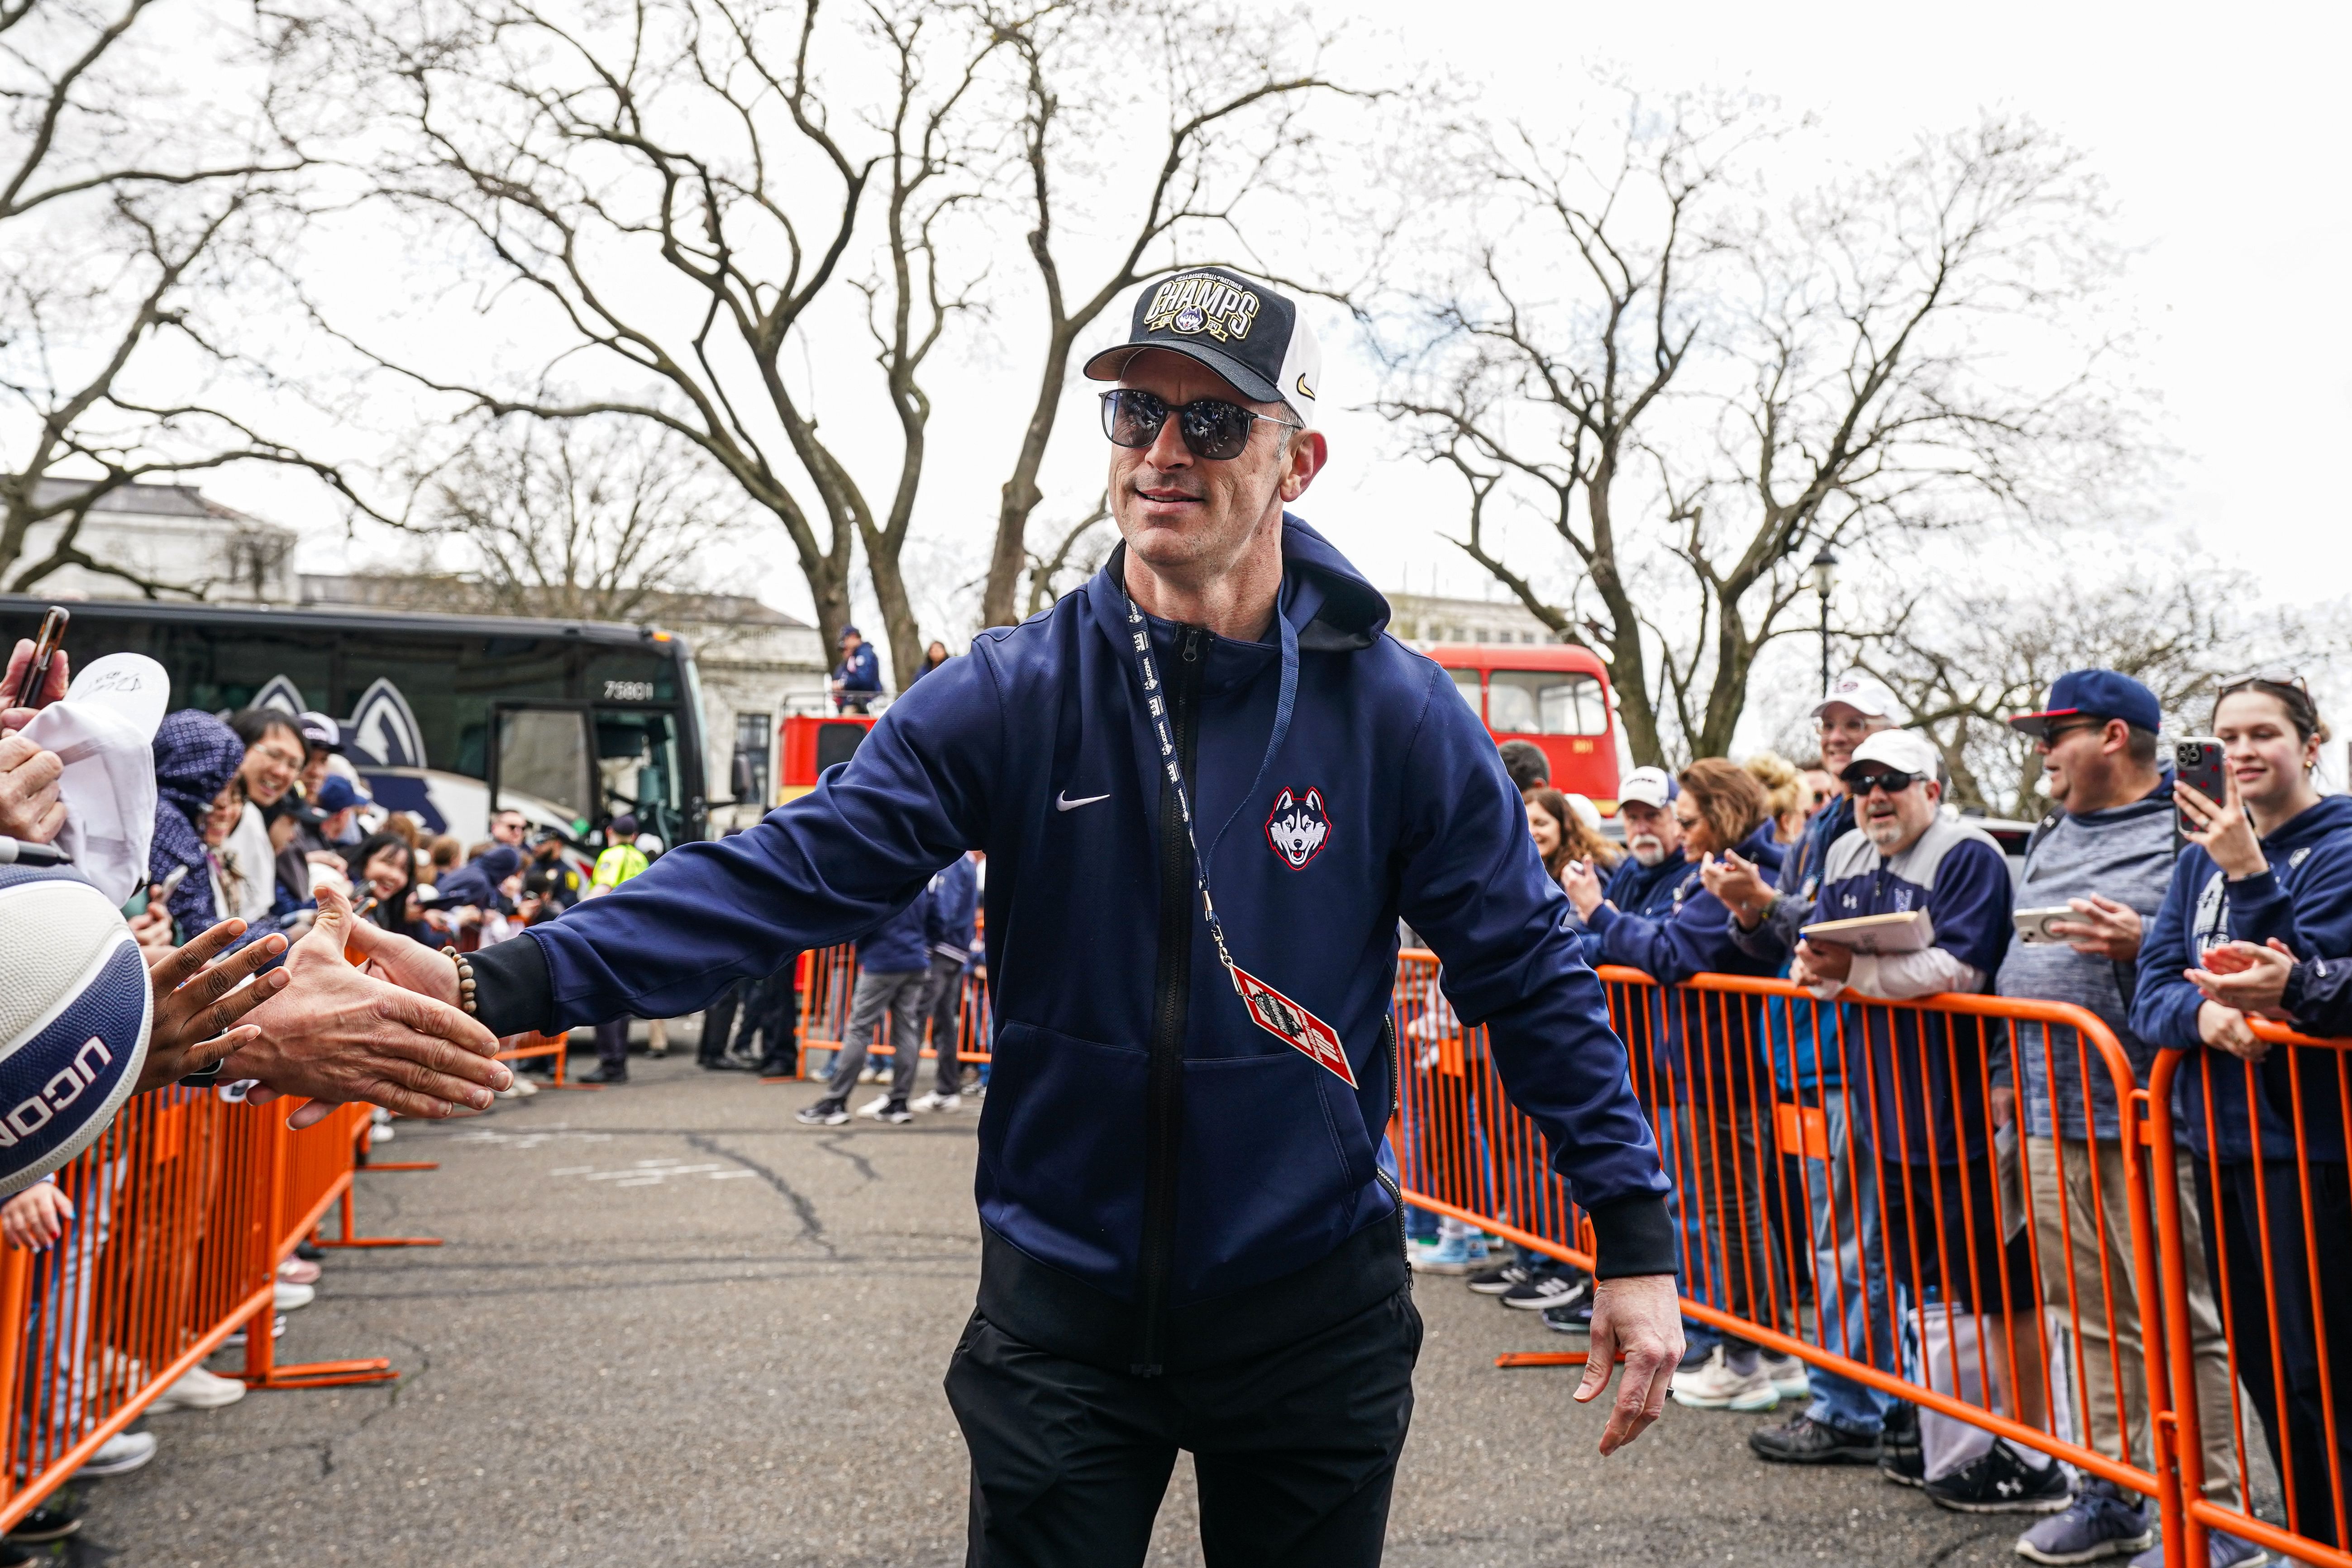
[
  {"xmin": 1560, "ymin": 792, "xmax": 1603, "ymax": 833},
  {"xmin": 1811, "ymin": 671, "xmax": 1903, "ymax": 722},
  {"xmin": 1618, "ymin": 766, "xmax": 1678, "ymax": 810},
  {"xmin": 1842, "ymin": 728, "xmax": 1940, "ymax": 783}
]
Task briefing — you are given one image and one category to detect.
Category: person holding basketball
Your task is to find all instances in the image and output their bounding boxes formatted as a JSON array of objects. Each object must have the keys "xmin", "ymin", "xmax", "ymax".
[{"xmin": 356, "ymin": 267, "xmax": 1679, "ymax": 1568}]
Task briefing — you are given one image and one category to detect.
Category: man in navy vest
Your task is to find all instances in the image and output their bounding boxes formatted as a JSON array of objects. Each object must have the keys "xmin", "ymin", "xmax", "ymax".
[{"xmin": 360, "ymin": 266, "xmax": 1680, "ymax": 1568}]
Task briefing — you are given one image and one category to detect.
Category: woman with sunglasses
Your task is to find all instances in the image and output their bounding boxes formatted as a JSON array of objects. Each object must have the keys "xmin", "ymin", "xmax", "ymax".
[{"xmin": 2132, "ymin": 672, "xmax": 2352, "ymax": 1560}]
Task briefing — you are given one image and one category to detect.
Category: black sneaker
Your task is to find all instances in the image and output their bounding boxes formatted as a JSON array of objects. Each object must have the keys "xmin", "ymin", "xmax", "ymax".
[
  {"xmin": 1467, "ymin": 1261, "xmax": 1534, "ymax": 1296},
  {"xmin": 4, "ymin": 1501, "xmax": 80, "ymax": 1542},
  {"xmin": 794, "ymin": 1103, "xmax": 849, "ymax": 1126},
  {"xmin": 1541, "ymin": 1295, "xmax": 1595, "ymax": 1334},
  {"xmin": 1878, "ymin": 1402, "xmax": 1925, "ymax": 1487},
  {"xmin": 1923, "ymin": 1441, "xmax": 2071, "ymax": 1514},
  {"xmin": 295, "ymin": 1239, "xmax": 324, "ymax": 1263},
  {"xmin": 1503, "ymin": 1275, "xmax": 1589, "ymax": 1311},
  {"xmin": 1749, "ymin": 1412, "xmax": 1879, "ymax": 1466},
  {"xmin": 577, "ymin": 1065, "xmax": 629, "ymax": 1085}
]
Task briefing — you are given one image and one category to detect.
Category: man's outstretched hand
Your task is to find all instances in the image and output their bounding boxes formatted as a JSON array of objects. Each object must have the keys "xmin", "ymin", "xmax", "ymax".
[
  {"xmin": 134, "ymin": 918, "xmax": 293, "ymax": 1094},
  {"xmin": 1575, "ymin": 1273, "xmax": 1683, "ymax": 1455},
  {"xmin": 227, "ymin": 884, "xmax": 508, "ymax": 1126}
]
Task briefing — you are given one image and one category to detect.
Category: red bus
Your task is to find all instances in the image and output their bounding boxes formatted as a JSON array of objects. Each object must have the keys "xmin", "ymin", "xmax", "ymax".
[
  {"xmin": 778, "ymin": 642, "xmax": 1620, "ymax": 811},
  {"xmin": 1426, "ymin": 643, "xmax": 1621, "ymax": 811}
]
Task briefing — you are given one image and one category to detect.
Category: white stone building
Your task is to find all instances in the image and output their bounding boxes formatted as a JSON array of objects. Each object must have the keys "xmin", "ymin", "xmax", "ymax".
[{"xmin": 1383, "ymin": 591, "xmax": 1560, "ymax": 649}]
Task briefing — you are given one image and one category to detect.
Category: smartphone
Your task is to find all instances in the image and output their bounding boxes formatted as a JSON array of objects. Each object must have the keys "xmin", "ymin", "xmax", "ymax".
[
  {"xmin": 9, "ymin": 606, "xmax": 67, "ymax": 710},
  {"xmin": 153, "ymin": 863, "xmax": 191, "ymax": 901},
  {"xmin": 2014, "ymin": 906, "xmax": 2076, "ymax": 945},
  {"xmin": 2175, "ymin": 737, "xmax": 2226, "ymax": 834}
]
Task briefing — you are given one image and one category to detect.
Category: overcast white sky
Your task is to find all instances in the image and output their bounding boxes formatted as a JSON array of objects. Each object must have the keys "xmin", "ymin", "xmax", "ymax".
[{"xmin": 205, "ymin": 0, "xmax": 2352, "ymax": 726}]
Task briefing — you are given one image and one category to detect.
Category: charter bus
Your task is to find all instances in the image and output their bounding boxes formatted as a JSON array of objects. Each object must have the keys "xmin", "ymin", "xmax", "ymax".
[
  {"xmin": 0, "ymin": 596, "xmax": 711, "ymax": 847},
  {"xmin": 774, "ymin": 641, "xmax": 1622, "ymax": 810}
]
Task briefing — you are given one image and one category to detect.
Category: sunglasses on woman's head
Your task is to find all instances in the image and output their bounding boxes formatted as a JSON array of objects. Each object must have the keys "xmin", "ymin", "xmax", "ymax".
[
  {"xmin": 2218, "ymin": 666, "xmax": 2310, "ymax": 699},
  {"xmin": 1100, "ymin": 388, "xmax": 1302, "ymax": 462}
]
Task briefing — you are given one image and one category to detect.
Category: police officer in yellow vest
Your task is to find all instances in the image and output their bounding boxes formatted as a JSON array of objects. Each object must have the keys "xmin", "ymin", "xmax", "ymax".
[{"xmin": 582, "ymin": 814, "xmax": 652, "ymax": 1083}]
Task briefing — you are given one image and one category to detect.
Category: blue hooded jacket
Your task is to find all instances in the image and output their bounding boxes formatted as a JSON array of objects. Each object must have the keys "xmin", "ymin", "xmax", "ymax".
[
  {"xmin": 925, "ymin": 853, "xmax": 980, "ymax": 968},
  {"xmin": 2130, "ymin": 791, "xmax": 2352, "ymax": 1161},
  {"xmin": 855, "ymin": 882, "xmax": 931, "ymax": 973},
  {"xmin": 470, "ymin": 517, "xmax": 1670, "ymax": 1373}
]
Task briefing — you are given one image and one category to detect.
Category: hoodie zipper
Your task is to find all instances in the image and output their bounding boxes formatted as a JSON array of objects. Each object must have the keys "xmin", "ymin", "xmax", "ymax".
[{"xmin": 1134, "ymin": 624, "xmax": 1204, "ymax": 1376}]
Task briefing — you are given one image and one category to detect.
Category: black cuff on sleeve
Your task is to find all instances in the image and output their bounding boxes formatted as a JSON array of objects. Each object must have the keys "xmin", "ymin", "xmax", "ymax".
[
  {"xmin": 1587, "ymin": 1193, "xmax": 1676, "ymax": 1279},
  {"xmin": 2283, "ymin": 958, "xmax": 2314, "ymax": 1025},
  {"xmin": 469, "ymin": 933, "xmax": 554, "ymax": 1040}
]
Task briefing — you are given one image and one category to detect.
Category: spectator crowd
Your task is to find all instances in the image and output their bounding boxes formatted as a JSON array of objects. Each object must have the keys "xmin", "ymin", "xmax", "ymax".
[{"xmin": 1410, "ymin": 664, "xmax": 2351, "ymax": 1568}]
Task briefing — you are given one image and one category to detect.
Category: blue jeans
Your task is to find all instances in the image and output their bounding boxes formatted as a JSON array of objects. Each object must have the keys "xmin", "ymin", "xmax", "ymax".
[{"xmin": 1797, "ymin": 1088, "xmax": 1897, "ymax": 1435}]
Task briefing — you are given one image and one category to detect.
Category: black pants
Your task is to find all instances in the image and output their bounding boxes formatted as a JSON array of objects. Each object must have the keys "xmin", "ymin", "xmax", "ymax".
[
  {"xmin": 2196, "ymin": 1155, "xmax": 2352, "ymax": 1548},
  {"xmin": 943, "ymin": 1287, "xmax": 1421, "ymax": 1568},
  {"xmin": 594, "ymin": 1016, "xmax": 629, "ymax": 1072},
  {"xmin": 698, "ymin": 977, "xmax": 750, "ymax": 1065},
  {"xmin": 740, "ymin": 960, "xmax": 798, "ymax": 1073}
]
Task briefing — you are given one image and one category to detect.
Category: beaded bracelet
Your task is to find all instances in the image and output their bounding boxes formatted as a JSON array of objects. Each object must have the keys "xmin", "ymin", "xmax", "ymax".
[{"xmin": 442, "ymin": 945, "xmax": 478, "ymax": 1015}]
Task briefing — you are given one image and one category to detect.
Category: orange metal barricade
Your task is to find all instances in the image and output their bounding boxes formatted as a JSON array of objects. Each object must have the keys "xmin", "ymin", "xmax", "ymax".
[
  {"xmin": 2152, "ymin": 1029, "xmax": 2352, "ymax": 1568},
  {"xmin": 0, "ymin": 1091, "xmax": 405, "ymax": 1531},
  {"xmin": 1392, "ymin": 953, "xmax": 2183, "ymax": 1549},
  {"xmin": 787, "ymin": 943, "xmax": 992, "ymax": 1081}
]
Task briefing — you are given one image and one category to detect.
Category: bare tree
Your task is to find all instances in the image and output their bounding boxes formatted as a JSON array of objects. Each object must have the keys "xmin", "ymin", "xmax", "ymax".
[
  {"xmin": 0, "ymin": 0, "xmax": 322, "ymax": 594},
  {"xmin": 1848, "ymin": 544, "xmax": 2341, "ymax": 818},
  {"xmin": 1021, "ymin": 490, "xmax": 1108, "ymax": 617},
  {"xmin": 970, "ymin": 0, "xmax": 1351, "ymax": 629},
  {"xmin": 401, "ymin": 417, "xmax": 742, "ymax": 621},
  {"xmin": 1380, "ymin": 94, "xmax": 2131, "ymax": 765},
  {"xmin": 287, "ymin": 0, "xmax": 1003, "ymax": 686}
]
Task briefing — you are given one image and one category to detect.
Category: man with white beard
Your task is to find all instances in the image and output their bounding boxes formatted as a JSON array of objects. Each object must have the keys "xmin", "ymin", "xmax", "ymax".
[{"xmin": 1590, "ymin": 767, "xmax": 1688, "ymax": 927}]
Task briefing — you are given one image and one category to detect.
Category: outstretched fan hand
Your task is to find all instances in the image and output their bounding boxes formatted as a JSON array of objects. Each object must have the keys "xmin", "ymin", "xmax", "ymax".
[{"xmin": 230, "ymin": 883, "xmax": 510, "ymax": 1128}]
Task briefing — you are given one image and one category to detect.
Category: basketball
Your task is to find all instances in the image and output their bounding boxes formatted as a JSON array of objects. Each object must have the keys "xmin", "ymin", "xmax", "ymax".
[{"xmin": 0, "ymin": 863, "xmax": 151, "ymax": 1196}]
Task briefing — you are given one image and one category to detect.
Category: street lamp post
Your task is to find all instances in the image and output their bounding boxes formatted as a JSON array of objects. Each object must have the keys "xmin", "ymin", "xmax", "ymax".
[{"xmin": 1809, "ymin": 546, "xmax": 1839, "ymax": 697}]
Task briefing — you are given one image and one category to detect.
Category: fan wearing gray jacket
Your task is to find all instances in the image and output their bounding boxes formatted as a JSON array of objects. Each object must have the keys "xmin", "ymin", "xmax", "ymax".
[{"xmin": 1995, "ymin": 671, "xmax": 2244, "ymax": 1566}]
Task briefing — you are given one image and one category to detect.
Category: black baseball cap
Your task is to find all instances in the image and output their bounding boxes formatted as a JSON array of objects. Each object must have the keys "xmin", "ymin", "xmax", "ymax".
[{"xmin": 1083, "ymin": 266, "xmax": 1323, "ymax": 426}]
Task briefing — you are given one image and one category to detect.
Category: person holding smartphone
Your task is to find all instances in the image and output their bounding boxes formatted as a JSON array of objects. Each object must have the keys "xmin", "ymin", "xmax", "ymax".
[
  {"xmin": 2131, "ymin": 670, "xmax": 2352, "ymax": 1563},
  {"xmin": 1993, "ymin": 671, "xmax": 2246, "ymax": 1566}
]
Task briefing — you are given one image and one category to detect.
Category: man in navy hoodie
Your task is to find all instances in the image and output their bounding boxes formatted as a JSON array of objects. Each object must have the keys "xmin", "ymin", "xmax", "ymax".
[
  {"xmin": 913, "ymin": 850, "xmax": 981, "ymax": 1111},
  {"xmin": 798, "ymin": 881, "xmax": 932, "ymax": 1125},
  {"xmin": 380, "ymin": 267, "xmax": 1679, "ymax": 1567}
]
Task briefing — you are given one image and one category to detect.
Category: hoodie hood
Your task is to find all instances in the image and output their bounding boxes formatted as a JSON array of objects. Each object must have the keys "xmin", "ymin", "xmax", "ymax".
[
  {"xmin": 2261, "ymin": 789, "xmax": 2352, "ymax": 853},
  {"xmin": 1096, "ymin": 513, "xmax": 1389, "ymax": 653}
]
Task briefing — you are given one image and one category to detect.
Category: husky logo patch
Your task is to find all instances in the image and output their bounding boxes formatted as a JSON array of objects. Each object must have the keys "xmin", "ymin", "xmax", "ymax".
[{"xmin": 1265, "ymin": 787, "xmax": 1331, "ymax": 869}]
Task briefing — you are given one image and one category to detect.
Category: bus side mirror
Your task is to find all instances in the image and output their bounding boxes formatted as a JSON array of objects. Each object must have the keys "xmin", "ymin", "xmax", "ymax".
[{"xmin": 730, "ymin": 748, "xmax": 759, "ymax": 804}]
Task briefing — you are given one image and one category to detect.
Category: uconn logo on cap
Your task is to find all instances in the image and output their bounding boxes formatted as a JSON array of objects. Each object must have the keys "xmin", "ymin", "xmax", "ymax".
[
  {"xmin": 1143, "ymin": 274, "xmax": 1260, "ymax": 344},
  {"xmin": 0, "ymin": 1037, "xmax": 113, "ymax": 1149}
]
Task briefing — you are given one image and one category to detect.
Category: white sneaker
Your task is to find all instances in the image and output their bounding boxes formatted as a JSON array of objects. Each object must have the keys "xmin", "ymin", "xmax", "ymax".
[
  {"xmin": 510, "ymin": 1076, "xmax": 538, "ymax": 1097},
  {"xmin": 1670, "ymin": 1346, "xmax": 1780, "ymax": 1411},
  {"xmin": 855, "ymin": 1094, "xmax": 893, "ymax": 1120},
  {"xmin": 368, "ymin": 1123, "xmax": 395, "ymax": 1145},
  {"xmin": 148, "ymin": 1365, "xmax": 246, "ymax": 1413},
  {"xmin": 76, "ymin": 1430, "xmax": 157, "ymax": 1477},
  {"xmin": 1762, "ymin": 1353, "xmax": 1812, "ymax": 1401},
  {"xmin": 911, "ymin": 1092, "xmax": 961, "ymax": 1113},
  {"xmin": 223, "ymin": 1313, "xmax": 286, "ymax": 1348},
  {"xmin": 274, "ymin": 1279, "xmax": 315, "ymax": 1311},
  {"xmin": 858, "ymin": 1065, "xmax": 884, "ymax": 1083}
]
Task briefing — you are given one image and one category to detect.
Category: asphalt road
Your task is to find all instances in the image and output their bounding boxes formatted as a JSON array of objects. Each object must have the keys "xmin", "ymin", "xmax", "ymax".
[{"xmin": 77, "ymin": 1049, "xmax": 2031, "ymax": 1568}]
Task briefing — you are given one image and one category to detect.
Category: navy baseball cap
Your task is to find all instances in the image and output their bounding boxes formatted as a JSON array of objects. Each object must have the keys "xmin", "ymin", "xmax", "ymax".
[
  {"xmin": 1083, "ymin": 267, "xmax": 1323, "ymax": 426},
  {"xmin": 313, "ymin": 774, "xmax": 371, "ymax": 813},
  {"xmin": 2008, "ymin": 669, "xmax": 2161, "ymax": 741}
]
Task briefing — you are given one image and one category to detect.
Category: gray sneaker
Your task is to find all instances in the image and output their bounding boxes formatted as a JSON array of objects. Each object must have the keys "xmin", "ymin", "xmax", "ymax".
[
  {"xmin": 2016, "ymin": 1477, "xmax": 2152, "ymax": 1563},
  {"xmin": 2127, "ymin": 1529, "xmax": 2269, "ymax": 1568}
]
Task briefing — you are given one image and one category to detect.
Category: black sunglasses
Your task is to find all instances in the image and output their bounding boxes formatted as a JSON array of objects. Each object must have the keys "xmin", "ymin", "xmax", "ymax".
[
  {"xmin": 1846, "ymin": 770, "xmax": 1921, "ymax": 796},
  {"xmin": 1099, "ymin": 389, "xmax": 1302, "ymax": 462}
]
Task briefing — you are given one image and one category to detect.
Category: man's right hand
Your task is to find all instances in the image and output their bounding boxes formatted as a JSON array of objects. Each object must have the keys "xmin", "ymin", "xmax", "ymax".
[
  {"xmin": 0, "ymin": 732, "xmax": 63, "ymax": 842},
  {"xmin": 226, "ymin": 884, "xmax": 508, "ymax": 1125},
  {"xmin": 2195, "ymin": 998, "xmax": 2268, "ymax": 1062}
]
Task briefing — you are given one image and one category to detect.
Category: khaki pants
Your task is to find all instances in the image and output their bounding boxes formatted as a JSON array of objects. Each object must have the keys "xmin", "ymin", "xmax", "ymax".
[{"xmin": 2027, "ymin": 1134, "xmax": 2239, "ymax": 1508}]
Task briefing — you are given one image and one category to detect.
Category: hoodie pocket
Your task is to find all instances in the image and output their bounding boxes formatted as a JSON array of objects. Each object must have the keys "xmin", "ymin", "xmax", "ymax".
[
  {"xmin": 1174, "ymin": 1050, "xmax": 1363, "ymax": 1301},
  {"xmin": 976, "ymin": 1020, "xmax": 1149, "ymax": 1286}
]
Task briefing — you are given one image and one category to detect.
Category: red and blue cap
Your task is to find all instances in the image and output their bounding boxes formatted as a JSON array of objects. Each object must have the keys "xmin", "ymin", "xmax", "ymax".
[{"xmin": 2007, "ymin": 669, "xmax": 2161, "ymax": 741}]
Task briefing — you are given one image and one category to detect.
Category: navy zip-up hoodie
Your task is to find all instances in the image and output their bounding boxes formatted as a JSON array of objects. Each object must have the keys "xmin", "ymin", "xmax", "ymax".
[
  {"xmin": 1590, "ymin": 823, "xmax": 1788, "ymax": 1088},
  {"xmin": 471, "ymin": 517, "xmax": 1670, "ymax": 1372},
  {"xmin": 2131, "ymin": 791, "xmax": 2352, "ymax": 1161}
]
